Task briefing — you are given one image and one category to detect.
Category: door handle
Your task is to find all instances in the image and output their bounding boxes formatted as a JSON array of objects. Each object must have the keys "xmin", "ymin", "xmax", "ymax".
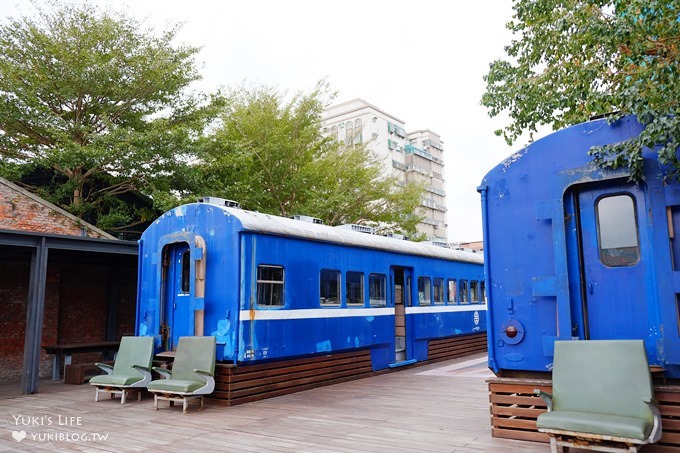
[{"xmin": 587, "ymin": 282, "xmax": 594, "ymax": 295}]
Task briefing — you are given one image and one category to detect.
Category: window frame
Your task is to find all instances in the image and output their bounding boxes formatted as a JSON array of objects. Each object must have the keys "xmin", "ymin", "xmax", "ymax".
[
  {"xmin": 447, "ymin": 279, "xmax": 457, "ymax": 304},
  {"xmin": 433, "ymin": 278, "xmax": 445, "ymax": 305},
  {"xmin": 459, "ymin": 280, "xmax": 469, "ymax": 304},
  {"xmin": 369, "ymin": 273, "xmax": 387, "ymax": 307},
  {"xmin": 354, "ymin": 118, "xmax": 363, "ymax": 145},
  {"xmin": 320, "ymin": 269, "xmax": 341, "ymax": 307},
  {"xmin": 256, "ymin": 264, "xmax": 285, "ymax": 307},
  {"xmin": 470, "ymin": 280, "xmax": 479, "ymax": 303},
  {"xmin": 418, "ymin": 276, "xmax": 432, "ymax": 306},
  {"xmin": 180, "ymin": 249, "xmax": 191, "ymax": 293},
  {"xmin": 596, "ymin": 193, "xmax": 641, "ymax": 267},
  {"xmin": 480, "ymin": 280, "xmax": 487, "ymax": 304},
  {"xmin": 346, "ymin": 271, "xmax": 365, "ymax": 307}
]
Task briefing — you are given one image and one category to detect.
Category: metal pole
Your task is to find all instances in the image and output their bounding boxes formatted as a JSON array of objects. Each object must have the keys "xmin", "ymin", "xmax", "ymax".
[{"xmin": 21, "ymin": 237, "xmax": 48, "ymax": 394}]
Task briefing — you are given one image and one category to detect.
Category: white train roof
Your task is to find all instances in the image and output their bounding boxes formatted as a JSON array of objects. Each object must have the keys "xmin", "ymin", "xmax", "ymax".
[{"xmin": 174, "ymin": 201, "xmax": 483, "ymax": 265}]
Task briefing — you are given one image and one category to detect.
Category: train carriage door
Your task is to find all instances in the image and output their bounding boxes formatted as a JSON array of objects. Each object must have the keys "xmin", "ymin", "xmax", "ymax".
[
  {"xmin": 392, "ymin": 267, "xmax": 412, "ymax": 362},
  {"xmin": 577, "ymin": 184, "xmax": 649, "ymax": 340},
  {"xmin": 161, "ymin": 242, "xmax": 192, "ymax": 351}
]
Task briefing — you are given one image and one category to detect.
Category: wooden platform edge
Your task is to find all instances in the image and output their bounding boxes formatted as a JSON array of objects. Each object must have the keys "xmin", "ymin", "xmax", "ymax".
[
  {"xmin": 488, "ymin": 378, "xmax": 680, "ymax": 451},
  {"xmin": 207, "ymin": 332, "xmax": 487, "ymax": 407}
]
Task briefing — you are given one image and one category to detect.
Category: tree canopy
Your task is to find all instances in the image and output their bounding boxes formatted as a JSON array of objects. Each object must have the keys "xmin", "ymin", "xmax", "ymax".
[
  {"xmin": 482, "ymin": 0, "xmax": 680, "ymax": 181},
  {"xmin": 199, "ymin": 82, "xmax": 425, "ymax": 236},
  {"xmin": 0, "ymin": 1, "xmax": 217, "ymax": 233},
  {"xmin": 0, "ymin": 2, "xmax": 425, "ymax": 238}
]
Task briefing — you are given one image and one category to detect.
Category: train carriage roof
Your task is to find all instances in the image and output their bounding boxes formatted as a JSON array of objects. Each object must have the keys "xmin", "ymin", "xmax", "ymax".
[
  {"xmin": 481, "ymin": 115, "xmax": 648, "ymax": 185},
  {"xmin": 164, "ymin": 202, "xmax": 483, "ymax": 264}
]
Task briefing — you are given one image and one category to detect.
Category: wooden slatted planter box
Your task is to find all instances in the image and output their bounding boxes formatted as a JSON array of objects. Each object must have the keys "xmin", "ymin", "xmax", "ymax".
[
  {"xmin": 207, "ymin": 332, "xmax": 488, "ymax": 407},
  {"xmin": 209, "ymin": 349, "xmax": 376, "ymax": 406},
  {"xmin": 428, "ymin": 332, "xmax": 487, "ymax": 363},
  {"xmin": 488, "ymin": 377, "xmax": 680, "ymax": 451},
  {"xmin": 488, "ymin": 378, "xmax": 551, "ymax": 443}
]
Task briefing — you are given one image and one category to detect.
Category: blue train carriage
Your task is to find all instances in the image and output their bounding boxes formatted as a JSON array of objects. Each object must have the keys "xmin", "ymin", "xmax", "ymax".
[
  {"xmin": 479, "ymin": 115, "xmax": 680, "ymax": 378},
  {"xmin": 135, "ymin": 197, "xmax": 486, "ymax": 371}
]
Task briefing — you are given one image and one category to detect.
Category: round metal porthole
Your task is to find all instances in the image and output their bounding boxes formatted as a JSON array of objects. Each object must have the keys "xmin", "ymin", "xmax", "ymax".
[{"xmin": 499, "ymin": 319, "xmax": 525, "ymax": 345}]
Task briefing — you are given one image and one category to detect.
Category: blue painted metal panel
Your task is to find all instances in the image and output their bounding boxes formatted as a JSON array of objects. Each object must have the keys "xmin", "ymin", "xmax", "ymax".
[
  {"xmin": 136, "ymin": 203, "xmax": 241, "ymax": 361},
  {"xmin": 235, "ymin": 232, "xmax": 485, "ymax": 368},
  {"xmin": 136, "ymin": 200, "xmax": 486, "ymax": 370},
  {"xmin": 480, "ymin": 116, "xmax": 680, "ymax": 377}
]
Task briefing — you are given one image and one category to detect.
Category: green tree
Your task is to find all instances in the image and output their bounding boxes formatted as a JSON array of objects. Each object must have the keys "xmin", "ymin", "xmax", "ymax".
[
  {"xmin": 0, "ymin": 1, "xmax": 216, "ymax": 232},
  {"xmin": 482, "ymin": 0, "xmax": 680, "ymax": 181},
  {"xmin": 200, "ymin": 82, "xmax": 425, "ymax": 236}
]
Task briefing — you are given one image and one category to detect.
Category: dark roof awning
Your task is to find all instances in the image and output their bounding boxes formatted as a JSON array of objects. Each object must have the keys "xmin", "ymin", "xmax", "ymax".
[{"xmin": 0, "ymin": 229, "xmax": 137, "ymax": 255}]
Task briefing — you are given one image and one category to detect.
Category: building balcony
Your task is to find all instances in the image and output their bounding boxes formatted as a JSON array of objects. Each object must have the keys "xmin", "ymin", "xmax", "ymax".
[
  {"xmin": 406, "ymin": 164, "xmax": 434, "ymax": 178},
  {"xmin": 425, "ymin": 186, "xmax": 446, "ymax": 197},
  {"xmin": 421, "ymin": 199, "xmax": 447, "ymax": 212},
  {"xmin": 404, "ymin": 144, "xmax": 444, "ymax": 165},
  {"xmin": 387, "ymin": 122, "xmax": 407, "ymax": 138},
  {"xmin": 423, "ymin": 139, "xmax": 443, "ymax": 151},
  {"xmin": 392, "ymin": 160, "xmax": 407, "ymax": 171}
]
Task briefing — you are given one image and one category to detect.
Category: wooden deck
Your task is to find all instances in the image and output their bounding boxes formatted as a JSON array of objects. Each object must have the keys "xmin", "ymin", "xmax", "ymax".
[{"xmin": 0, "ymin": 353, "xmax": 549, "ymax": 452}]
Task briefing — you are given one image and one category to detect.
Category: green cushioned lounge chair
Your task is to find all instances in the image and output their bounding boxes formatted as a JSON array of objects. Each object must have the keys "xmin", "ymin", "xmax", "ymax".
[
  {"xmin": 147, "ymin": 336, "xmax": 216, "ymax": 414},
  {"xmin": 535, "ymin": 340, "xmax": 662, "ymax": 453},
  {"xmin": 89, "ymin": 336, "xmax": 154, "ymax": 404}
]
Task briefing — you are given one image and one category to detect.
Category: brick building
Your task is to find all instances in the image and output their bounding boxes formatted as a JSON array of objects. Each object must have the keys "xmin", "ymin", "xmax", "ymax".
[
  {"xmin": 0, "ymin": 178, "xmax": 112, "ymax": 238},
  {"xmin": 0, "ymin": 178, "xmax": 137, "ymax": 392}
]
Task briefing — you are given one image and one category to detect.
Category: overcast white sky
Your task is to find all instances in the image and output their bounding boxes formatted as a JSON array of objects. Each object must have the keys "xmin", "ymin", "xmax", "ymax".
[{"xmin": 1, "ymin": 0, "xmax": 528, "ymax": 242}]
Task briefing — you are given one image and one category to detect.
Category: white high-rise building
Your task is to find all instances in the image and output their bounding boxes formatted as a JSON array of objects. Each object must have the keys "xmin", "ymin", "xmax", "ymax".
[{"xmin": 321, "ymin": 99, "xmax": 448, "ymax": 242}]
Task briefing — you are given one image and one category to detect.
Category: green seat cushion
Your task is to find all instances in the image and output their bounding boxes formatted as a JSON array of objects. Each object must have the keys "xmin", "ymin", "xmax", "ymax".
[
  {"xmin": 90, "ymin": 374, "xmax": 143, "ymax": 386},
  {"xmin": 537, "ymin": 411, "xmax": 652, "ymax": 441},
  {"xmin": 147, "ymin": 379, "xmax": 204, "ymax": 393}
]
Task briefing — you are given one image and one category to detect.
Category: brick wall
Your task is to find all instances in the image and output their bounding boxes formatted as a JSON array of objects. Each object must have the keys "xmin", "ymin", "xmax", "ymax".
[
  {"xmin": 0, "ymin": 257, "xmax": 137, "ymax": 384},
  {"xmin": 59, "ymin": 264, "xmax": 109, "ymax": 344},
  {"xmin": 0, "ymin": 260, "xmax": 30, "ymax": 383},
  {"xmin": 0, "ymin": 259, "xmax": 61, "ymax": 382},
  {"xmin": 0, "ymin": 179, "xmax": 110, "ymax": 238}
]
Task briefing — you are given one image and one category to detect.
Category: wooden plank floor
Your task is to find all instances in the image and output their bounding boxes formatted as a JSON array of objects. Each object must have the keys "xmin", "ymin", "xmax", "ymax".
[{"xmin": 0, "ymin": 353, "xmax": 549, "ymax": 452}]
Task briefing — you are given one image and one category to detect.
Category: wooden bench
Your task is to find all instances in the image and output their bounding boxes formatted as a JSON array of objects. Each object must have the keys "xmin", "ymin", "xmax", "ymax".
[{"xmin": 43, "ymin": 341, "xmax": 120, "ymax": 380}]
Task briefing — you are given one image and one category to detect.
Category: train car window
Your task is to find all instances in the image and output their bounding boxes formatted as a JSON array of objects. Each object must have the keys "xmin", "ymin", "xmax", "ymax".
[
  {"xmin": 405, "ymin": 276, "xmax": 412, "ymax": 307},
  {"xmin": 460, "ymin": 280, "xmax": 469, "ymax": 303},
  {"xmin": 181, "ymin": 250, "xmax": 191, "ymax": 293},
  {"xmin": 369, "ymin": 273, "xmax": 387, "ymax": 307},
  {"xmin": 257, "ymin": 265, "xmax": 285, "ymax": 307},
  {"xmin": 418, "ymin": 277, "xmax": 432, "ymax": 306},
  {"xmin": 470, "ymin": 280, "xmax": 479, "ymax": 303},
  {"xmin": 346, "ymin": 271, "xmax": 364, "ymax": 306},
  {"xmin": 447, "ymin": 279, "xmax": 457, "ymax": 304},
  {"xmin": 433, "ymin": 278, "xmax": 444, "ymax": 305},
  {"xmin": 480, "ymin": 281, "xmax": 487, "ymax": 304},
  {"xmin": 597, "ymin": 194, "xmax": 640, "ymax": 267},
  {"xmin": 320, "ymin": 269, "xmax": 341, "ymax": 306}
]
